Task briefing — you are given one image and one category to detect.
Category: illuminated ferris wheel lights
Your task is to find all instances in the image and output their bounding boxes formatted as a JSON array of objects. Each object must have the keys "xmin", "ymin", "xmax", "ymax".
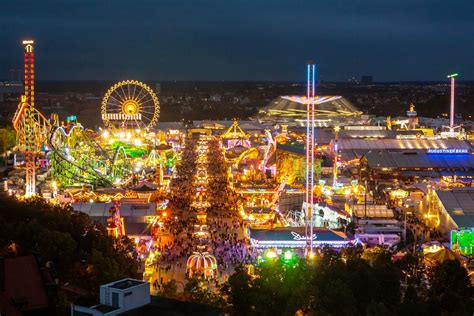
[{"xmin": 101, "ymin": 80, "xmax": 160, "ymax": 130}]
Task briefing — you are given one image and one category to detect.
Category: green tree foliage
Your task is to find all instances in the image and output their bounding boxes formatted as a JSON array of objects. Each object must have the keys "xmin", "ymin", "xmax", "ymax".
[
  {"xmin": 0, "ymin": 127, "xmax": 16, "ymax": 153},
  {"xmin": 223, "ymin": 247, "xmax": 473, "ymax": 316},
  {"xmin": 222, "ymin": 265, "xmax": 255, "ymax": 315},
  {"xmin": 0, "ymin": 196, "xmax": 139, "ymax": 301},
  {"xmin": 160, "ymin": 280, "xmax": 178, "ymax": 299},
  {"xmin": 427, "ymin": 260, "xmax": 472, "ymax": 315},
  {"xmin": 184, "ymin": 276, "xmax": 223, "ymax": 307}
]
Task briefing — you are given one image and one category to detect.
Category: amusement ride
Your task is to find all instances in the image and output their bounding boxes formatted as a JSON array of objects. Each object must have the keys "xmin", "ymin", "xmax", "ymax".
[
  {"xmin": 101, "ymin": 80, "xmax": 160, "ymax": 130},
  {"xmin": 9, "ymin": 40, "xmax": 177, "ymax": 194}
]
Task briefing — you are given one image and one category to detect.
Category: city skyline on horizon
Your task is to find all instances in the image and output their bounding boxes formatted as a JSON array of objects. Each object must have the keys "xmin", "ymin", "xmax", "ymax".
[{"xmin": 0, "ymin": 0, "xmax": 473, "ymax": 82}]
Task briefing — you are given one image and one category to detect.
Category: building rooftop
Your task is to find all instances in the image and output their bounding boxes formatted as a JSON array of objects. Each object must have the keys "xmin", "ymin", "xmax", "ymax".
[
  {"xmin": 276, "ymin": 143, "xmax": 305, "ymax": 156},
  {"xmin": 364, "ymin": 152, "xmax": 474, "ymax": 170},
  {"xmin": 249, "ymin": 226, "xmax": 349, "ymax": 242},
  {"xmin": 92, "ymin": 304, "xmax": 119, "ymax": 313},
  {"xmin": 72, "ymin": 202, "xmax": 157, "ymax": 217},
  {"xmin": 2, "ymin": 255, "xmax": 49, "ymax": 312},
  {"xmin": 155, "ymin": 121, "xmax": 185, "ymax": 130},
  {"xmin": 108, "ymin": 279, "xmax": 145, "ymax": 290},
  {"xmin": 118, "ymin": 296, "xmax": 222, "ymax": 316},
  {"xmin": 436, "ymin": 188, "xmax": 474, "ymax": 228},
  {"xmin": 337, "ymin": 138, "xmax": 472, "ymax": 151}
]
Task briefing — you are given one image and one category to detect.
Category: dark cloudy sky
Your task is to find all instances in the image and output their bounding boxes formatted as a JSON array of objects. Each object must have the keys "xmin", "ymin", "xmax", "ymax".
[{"xmin": 0, "ymin": 0, "xmax": 472, "ymax": 81}]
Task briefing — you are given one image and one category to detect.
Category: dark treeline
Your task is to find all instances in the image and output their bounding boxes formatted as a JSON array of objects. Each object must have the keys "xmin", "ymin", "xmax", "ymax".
[
  {"xmin": 0, "ymin": 196, "xmax": 139, "ymax": 313},
  {"xmin": 219, "ymin": 247, "xmax": 473, "ymax": 316}
]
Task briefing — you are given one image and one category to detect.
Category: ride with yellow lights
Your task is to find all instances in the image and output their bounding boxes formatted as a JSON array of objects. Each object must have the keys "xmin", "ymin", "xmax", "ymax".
[{"xmin": 47, "ymin": 80, "xmax": 180, "ymax": 190}]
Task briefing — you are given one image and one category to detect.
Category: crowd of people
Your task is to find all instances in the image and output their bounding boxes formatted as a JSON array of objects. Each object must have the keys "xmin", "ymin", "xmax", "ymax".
[
  {"xmin": 169, "ymin": 140, "xmax": 198, "ymax": 209},
  {"xmin": 157, "ymin": 135, "xmax": 251, "ymax": 289},
  {"xmin": 207, "ymin": 217, "xmax": 255, "ymax": 275}
]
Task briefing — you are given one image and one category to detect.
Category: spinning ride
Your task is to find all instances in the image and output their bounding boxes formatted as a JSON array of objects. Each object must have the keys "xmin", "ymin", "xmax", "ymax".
[
  {"xmin": 101, "ymin": 80, "xmax": 160, "ymax": 130},
  {"xmin": 186, "ymin": 251, "xmax": 217, "ymax": 278}
]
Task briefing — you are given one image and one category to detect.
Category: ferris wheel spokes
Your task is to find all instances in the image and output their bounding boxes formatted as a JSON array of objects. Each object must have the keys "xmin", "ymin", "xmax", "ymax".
[{"xmin": 101, "ymin": 80, "xmax": 159, "ymax": 130}]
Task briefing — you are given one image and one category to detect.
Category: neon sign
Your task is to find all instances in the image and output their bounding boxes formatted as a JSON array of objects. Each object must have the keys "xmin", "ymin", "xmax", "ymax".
[
  {"xmin": 427, "ymin": 148, "xmax": 469, "ymax": 154},
  {"xmin": 291, "ymin": 231, "xmax": 317, "ymax": 241},
  {"xmin": 249, "ymin": 238, "xmax": 351, "ymax": 249}
]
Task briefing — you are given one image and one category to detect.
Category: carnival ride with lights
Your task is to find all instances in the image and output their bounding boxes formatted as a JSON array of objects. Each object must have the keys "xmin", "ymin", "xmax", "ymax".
[
  {"xmin": 49, "ymin": 124, "xmax": 131, "ymax": 187},
  {"xmin": 258, "ymin": 95, "xmax": 363, "ymax": 124},
  {"xmin": 186, "ymin": 251, "xmax": 218, "ymax": 278},
  {"xmin": 46, "ymin": 80, "xmax": 178, "ymax": 189},
  {"xmin": 9, "ymin": 39, "xmax": 172, "ymax": 193},
  {"xmin": 106, "ymin": 201, "xmax": 125, "ymax": 238},
  {"xmin": 101, "ymin": 80, "xmax": 160, "ymax": 130},
  {"xmin": 12, "ymin": 40, "xmax": 51, "ymax": 196}
]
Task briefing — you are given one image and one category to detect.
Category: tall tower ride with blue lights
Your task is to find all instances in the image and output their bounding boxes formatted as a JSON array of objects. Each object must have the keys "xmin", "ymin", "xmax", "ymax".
[{"xmin": 305, "ymin": 62, "xmax": 316, "ymax": 253}]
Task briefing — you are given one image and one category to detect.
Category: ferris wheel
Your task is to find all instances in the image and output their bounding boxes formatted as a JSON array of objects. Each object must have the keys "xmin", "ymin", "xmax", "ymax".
[{"xmin": 101, "ymin": 80, "xmax": 160, "ymax": 130}]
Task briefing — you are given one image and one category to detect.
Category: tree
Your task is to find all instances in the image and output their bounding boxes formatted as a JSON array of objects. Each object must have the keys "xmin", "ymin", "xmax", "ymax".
[
  {"xmin": 400, "ymin": 285, "xmax": 426, "ymax": 316},
  {"xmin": 222, "ymin": 247, "xmax": 470, "ymax": 316},
  {"xmin": 161, "ymin": 280, "xmax": 178, "ymax": 299},
  {"xmin": 222, "ymin": 265, "xmax": 255, "ymax": 315},
  {"xmin": 428, "ymin": 260, "xmax": 472, "ymax": 314},
  {"xmin": 346, "ymin": 258, "xmax": 372, "ymax": 314},
  {"xmin": 0, "ymin": 127, "xmax": 16, "ymax": 153},
  {"xmin": 222, "ymin": 258, "xmax": 314, "ymax": 316},
  {"xmin": 311, "ymin": 278, "xmax": 357, "ymax": 316},
  {"xmin": 396, "ymin": 253, "xmax": 423, "ymax": 286},
  {"xmin": 184, "ymin": 276, "xmax": 213, "ymax": 304},
  {"xmin": 366, "ymin": 301, "xmax": 392, "ymax": 316},
  {"xmin": 0, "ymin": 195, "xmax": 139, "ymax": 312},
  {"xmin": 36, "ymin": 228, "xmax": 77, "ymax": 265}
]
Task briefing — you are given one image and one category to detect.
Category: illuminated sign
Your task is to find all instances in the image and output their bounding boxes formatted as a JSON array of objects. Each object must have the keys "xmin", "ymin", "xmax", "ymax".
[
  {"xmin": 249, "ymin": 238, "xmax": 350, "ymax": 249},
  {"xmin": 291, "ymin": 231, "xmax": 317, "ymax": 241},
  {"xmin": 427, "ymin": 148, "xmax": 469, "ymax": 154},
  {"xmin": 451, "ymin": 229, "xmax": 474, "ymax": 255},
  {"xmin": 102, "ymin": 113, "xmax": 142, "ymax": 120}
]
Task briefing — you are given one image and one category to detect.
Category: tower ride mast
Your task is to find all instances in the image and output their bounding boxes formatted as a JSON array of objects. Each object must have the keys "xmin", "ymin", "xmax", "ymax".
[
  {"xmin": 305, "ymin": 62, "xmax": 316, "ymax": 253},
  {"xmin": 23, "ymin": 40, "xmax": 36, "ymax": 196}
]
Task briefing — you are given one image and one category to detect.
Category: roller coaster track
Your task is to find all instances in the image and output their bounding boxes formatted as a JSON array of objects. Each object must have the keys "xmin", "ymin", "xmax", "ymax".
[{"xmin": 48, "ymin": 125, "xmax": 130, "ymax": 187}]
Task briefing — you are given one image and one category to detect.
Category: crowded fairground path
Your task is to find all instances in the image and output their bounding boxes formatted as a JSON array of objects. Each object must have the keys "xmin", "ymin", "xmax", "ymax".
[{"xmin": 147, "ymin": 134, "xmax": 251, "ymax": 294}]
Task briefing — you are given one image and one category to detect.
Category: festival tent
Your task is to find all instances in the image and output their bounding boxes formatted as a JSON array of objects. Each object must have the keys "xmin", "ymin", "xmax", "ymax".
[{"xmin": 424, "ymin": 247, "xmax": 466, "ymax": 264}]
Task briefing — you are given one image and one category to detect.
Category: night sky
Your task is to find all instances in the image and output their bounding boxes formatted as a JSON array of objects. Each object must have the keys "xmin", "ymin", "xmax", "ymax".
[{"xmin": 1, "ymin": 0, "xmax": 473, "ymax": 81}]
